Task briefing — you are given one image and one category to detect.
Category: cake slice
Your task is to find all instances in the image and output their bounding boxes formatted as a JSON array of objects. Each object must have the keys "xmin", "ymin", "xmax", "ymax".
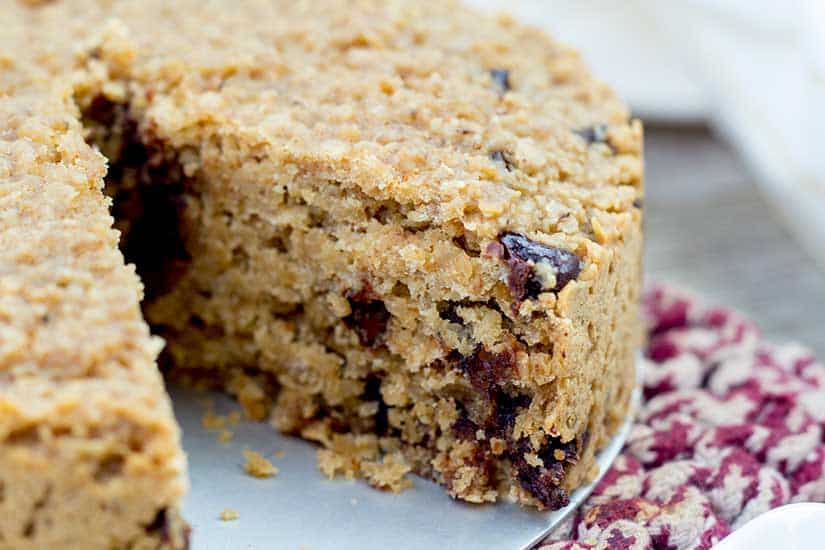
[
  {"xmin": 0, "ymin": 34, "xmax": 188, "ymax": 550},
  {"xmin": 3, "ymin": 0, "xmax": 643, "ymax": 539}
]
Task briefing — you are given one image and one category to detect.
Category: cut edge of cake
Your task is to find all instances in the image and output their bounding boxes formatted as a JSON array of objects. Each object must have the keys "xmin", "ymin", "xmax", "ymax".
[{"xmin": 0, "ymin": 79, "xmax": 189, "ymax": 548}]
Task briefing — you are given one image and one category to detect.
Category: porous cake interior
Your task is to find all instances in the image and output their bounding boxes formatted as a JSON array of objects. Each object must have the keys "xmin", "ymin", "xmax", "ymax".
[
  {"xmin": 78, "ymin": 90, "xmax": 639, "ymax": 509},
  {"xmin": 56, "ymin": 0, "xmax": 644, "ymax": 511}
]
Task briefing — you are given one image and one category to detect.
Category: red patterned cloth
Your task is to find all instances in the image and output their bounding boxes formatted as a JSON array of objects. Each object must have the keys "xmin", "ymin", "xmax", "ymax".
[{"xmin": 542, "ymin": 284, "xmax": 825, "ymax": 549}]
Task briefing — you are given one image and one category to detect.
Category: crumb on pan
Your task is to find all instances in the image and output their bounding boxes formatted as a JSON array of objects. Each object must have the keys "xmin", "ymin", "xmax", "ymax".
[
  {"xmin": 219, "ymin": 508, "xmax": 240, "ymax": 521},
  {"xmin": 315, "ymin": 432, "xmax": 412, "ymax": 492},
  {"xmin": 243, "ymin": 449, "xmax": 279, "ymax": 478},
  {"xmin": 202, "ymin": 410, "xmax": 227, "ymax": 430},
  {"xmin": 361, "ymin": 453, "xmax": 413, "ymax": 492}
]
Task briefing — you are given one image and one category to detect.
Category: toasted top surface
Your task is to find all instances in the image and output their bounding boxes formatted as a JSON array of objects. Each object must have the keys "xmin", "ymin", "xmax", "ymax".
[{"xmin": 4, "ymin": 0, "xmax": 641, "ymax": 252}]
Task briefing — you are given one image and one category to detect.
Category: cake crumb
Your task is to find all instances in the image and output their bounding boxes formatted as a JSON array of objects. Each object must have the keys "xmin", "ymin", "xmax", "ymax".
[
  {"xmin": 218, "ymin": 430, "xmax": 234, "ymax": 443},
  {"xmin": 229, "ymin": 373, "xmax": 271, "ymax": 421},
  {"xmin": 314, "ymin": 432, "xmax": 411, "ymax": 491},
  {"xmin": 316, "ymin": 433, "xmax": 380, "ymax": 480},
  {"xmin": 219, "ymin": 508, "xmax": 240, "ymax": 521},
  {"xmin": 202, "ymin": 409, "xmax": 227, "ymax": 430},
  {"xmin": 361, "ymin": 453, "xmax": 413, "ymax": 493},
  {"xmin": 317, "ymin": 449, "xmax": 352, "ymax": 480},
  {"xmin": 243, "ymin": 449, "xmax": 279, "ymax": 478},
  {"xmin": 274, "ymin": 449, "xmax": 285, "ymax": 459}
]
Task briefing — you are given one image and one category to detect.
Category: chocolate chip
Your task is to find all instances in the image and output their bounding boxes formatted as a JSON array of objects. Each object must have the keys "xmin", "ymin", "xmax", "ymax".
[
  {"xmin": 344, "ymin": 288, "xmax": 390, "ymax": 347},
  {"xmin": 508, "ymin": 436, "xmax": 578, "ymax": 509},
  {"xmin": 447, "ymin": 412, "xmax": 497, "ymax": 490},
  {"xmin": 575, "ymin": 124, "xmax": 609, "ymax": 145},
  {"xmin": 500, "ymin": 232, "xmax": 579, "ymax": 282},
  {"xmin": 456, "ymin": 346, "xmax": 516, "ymax": 393},
  {"xmin": 445, "ymin": 339, "xmax": 577, "ymax": 510},
  {"xmin": 452, "ymin": 415, "xmax": 480, "ymax": 441},
  {"xmin": 490, "ymin": 390, "xmax": 531, "ymax": 436},
  {"xmin": 499, "ymin": 232, "xmax": 581, "ymax": 300},
  {"xmin": 489, "ymin": 68, "xmax": 511, "ymax": 93},
  {"xmin": 537, "ymin": 436, "xmax": 579, "ymax": 467},
  {"xmin": 489, "ymin": 150, "xmax": 515, "ymax": 172},
  {"xmin": 516, "ymin": 465, "xmax": 569, "ymax": 509},
  {"xmin": 506, "ymin": 259, "xmax": 537, "ymax": 303},
  {"xmin": 632, "ymin": 198, "xmax": 643, "ymax": 209}
]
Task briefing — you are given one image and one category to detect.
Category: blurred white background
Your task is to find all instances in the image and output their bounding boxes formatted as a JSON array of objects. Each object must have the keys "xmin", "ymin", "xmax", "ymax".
[{"xmin": 469, "ymin": 0, "xmax": 825, "ymax": 270}]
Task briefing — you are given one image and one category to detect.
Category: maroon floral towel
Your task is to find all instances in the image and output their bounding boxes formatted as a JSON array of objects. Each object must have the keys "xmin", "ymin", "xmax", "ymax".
[{"xmin": 542, "ymin": 284, "xmax": 825, "ymax": 549}]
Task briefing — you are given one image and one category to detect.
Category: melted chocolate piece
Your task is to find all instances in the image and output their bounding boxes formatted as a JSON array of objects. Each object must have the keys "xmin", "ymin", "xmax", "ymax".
[
  {"xmin": 499, "ymin": 232, "xmax": 581, "ymax": 300},
  {"xmin": 506, "ymin": 259, "xmax": 537, "ymax": 303},
  {"xmin": 456, "ymin": 345, "xmax": 516, "ymax": 393},
  {"xmin": 452, "ymin": 414, "xmax": 480, "ymax": 441},
  {"xmin": 490, "ymin": 390, "xmax": 531, "ymax": 437},
  {"xmin": 344, "ymin": 288, "xmax": 390, "ymax": 347},
  {"xmin": 508, "ymin": 436, "xmax": 579, "ymax": 508},
  {"xmin": 516, "ymin": 464, "xmax": 569, "ymax": 509},
  {"xmin": 446, "ymin": 345, "xmax": 580, "ymax": 509}
]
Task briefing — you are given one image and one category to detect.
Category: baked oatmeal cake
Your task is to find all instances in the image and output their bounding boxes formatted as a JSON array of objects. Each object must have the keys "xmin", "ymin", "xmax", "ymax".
[{"xmin": 2, "ymin": 0, "xmax": 643, "ymax": 543}]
